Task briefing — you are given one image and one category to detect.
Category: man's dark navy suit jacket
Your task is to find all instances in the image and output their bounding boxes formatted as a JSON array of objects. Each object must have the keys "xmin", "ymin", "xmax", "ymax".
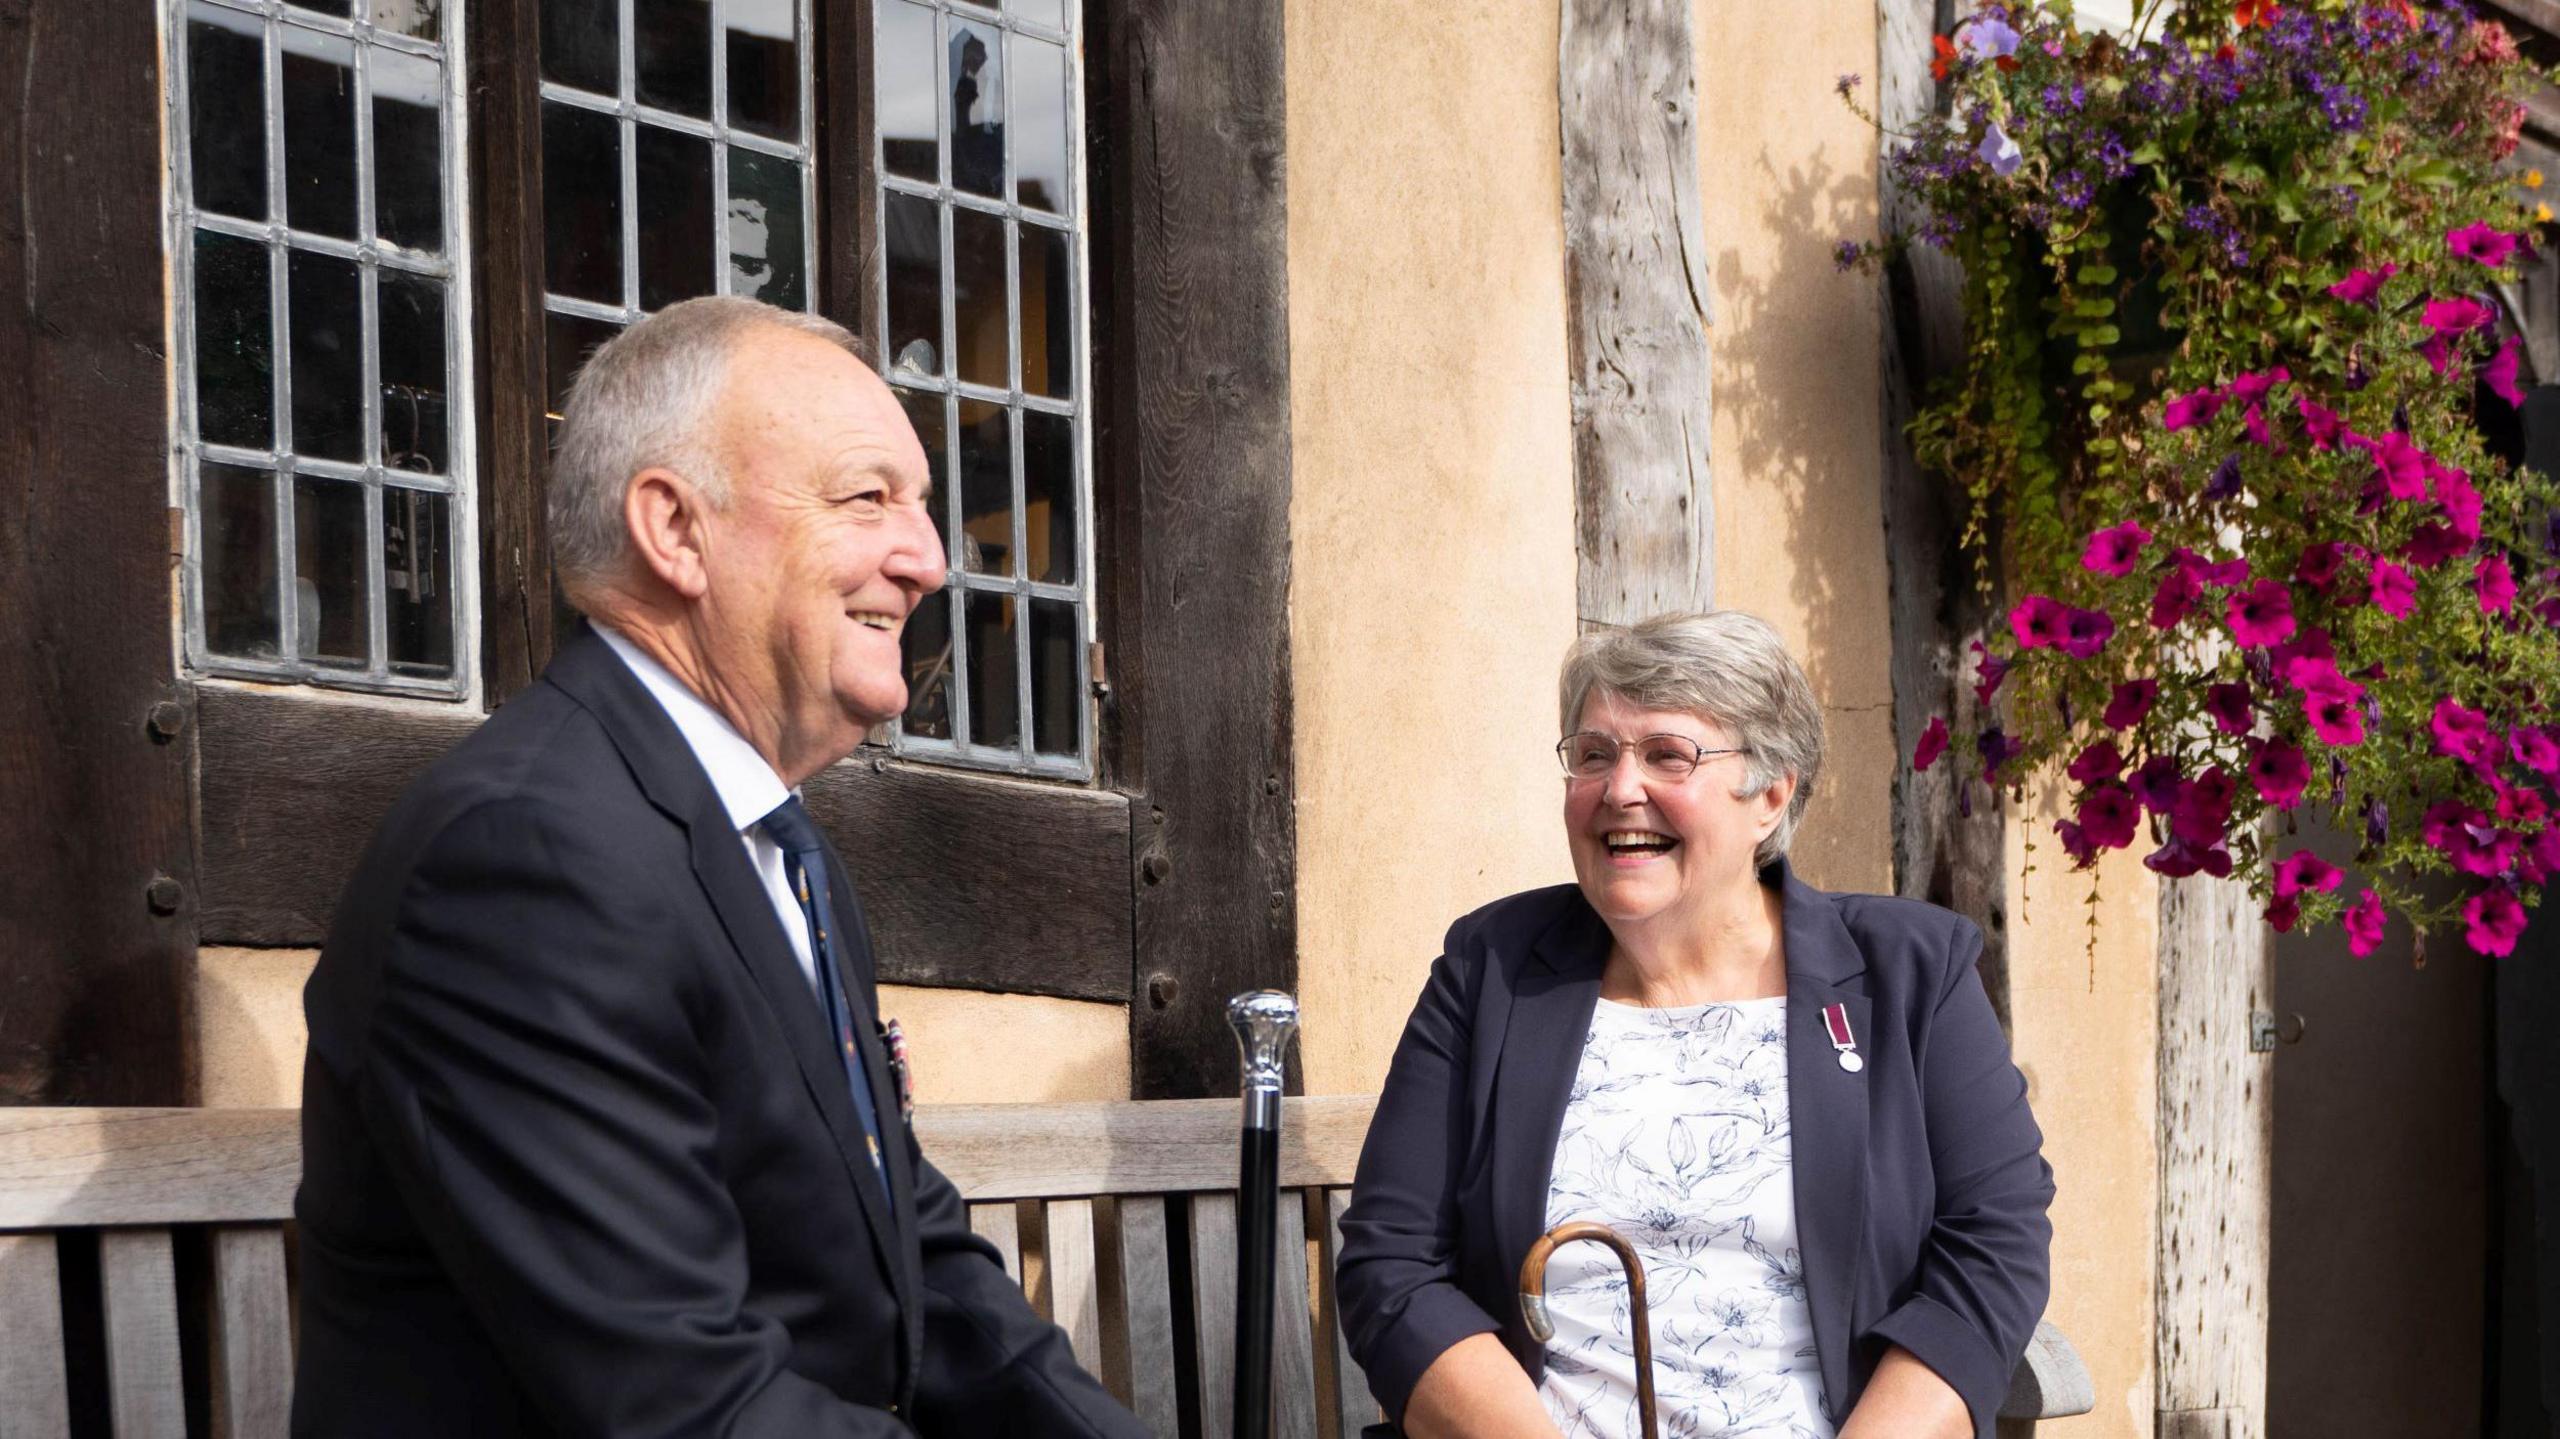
[
  {"xmin": 293, "ymin": 626, "xmax": 1146, "ymax": 1438},
  {"xmin": 1336, "ymin": 863, "xmax": 2054, "ymax": 1438}
]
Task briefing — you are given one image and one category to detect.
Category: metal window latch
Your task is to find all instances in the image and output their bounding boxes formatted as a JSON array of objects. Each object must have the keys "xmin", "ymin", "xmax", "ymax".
[{"xmin": 2249, "ymin": 1011, "xmax": 2307, "ymax": 1052}]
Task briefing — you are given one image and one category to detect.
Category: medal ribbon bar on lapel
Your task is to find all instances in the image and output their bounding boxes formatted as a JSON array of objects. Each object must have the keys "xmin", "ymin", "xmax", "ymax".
[{"xmin": 1821, "ymin": 1002, "xmax": 1865, "ymax": 1073}]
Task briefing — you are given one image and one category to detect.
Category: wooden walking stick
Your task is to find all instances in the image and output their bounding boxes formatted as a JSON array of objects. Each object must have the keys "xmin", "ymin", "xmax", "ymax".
[
  {"xmin": 1227, "ymin": 990, "xmax": 1299, "ymax": 1439},
  {"xmin": 1519, "ymin": 1221, "xmax": 1659, "ymax": 1439}
]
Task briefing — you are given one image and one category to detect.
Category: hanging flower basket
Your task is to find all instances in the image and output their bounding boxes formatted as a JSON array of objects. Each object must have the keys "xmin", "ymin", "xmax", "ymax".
[{"xmin": 1839, "ymin": 1, "xmax": 2560, "ymax": 957}]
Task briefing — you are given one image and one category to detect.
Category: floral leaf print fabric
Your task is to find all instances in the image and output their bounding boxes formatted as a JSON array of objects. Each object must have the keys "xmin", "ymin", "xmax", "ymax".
[{"xmin": 1535, "ymin": 998, "xmax": 1833, "ymax": 1439}]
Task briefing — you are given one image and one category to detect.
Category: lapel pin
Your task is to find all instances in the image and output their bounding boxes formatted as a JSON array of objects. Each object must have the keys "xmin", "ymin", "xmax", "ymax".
[{"xmin": 1821, "ymin": 1002, "xmax": 1864, "ymax": 1073}]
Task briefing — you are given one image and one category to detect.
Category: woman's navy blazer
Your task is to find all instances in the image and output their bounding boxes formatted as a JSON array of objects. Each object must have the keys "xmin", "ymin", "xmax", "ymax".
[{"xmin": 1335, "ymin": 859, "xmax": 2054, "ymax": 1438}]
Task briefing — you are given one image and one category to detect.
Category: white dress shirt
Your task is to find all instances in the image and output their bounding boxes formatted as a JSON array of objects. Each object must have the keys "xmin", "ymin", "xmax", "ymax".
[{"xmin": 597, "ymin": 625, "xmax": 820, "ymax": 992}]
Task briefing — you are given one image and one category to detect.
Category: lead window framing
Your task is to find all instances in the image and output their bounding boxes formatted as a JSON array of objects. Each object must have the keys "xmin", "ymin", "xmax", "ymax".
[{"xmin": 168, "ymin": 0, "xmax": 479, "ymax": 700}]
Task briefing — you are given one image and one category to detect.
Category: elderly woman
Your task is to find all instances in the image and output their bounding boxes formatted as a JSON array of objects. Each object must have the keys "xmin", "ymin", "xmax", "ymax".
[{"xmin": 1337, "ymin": 611, "xmax": 2052, "ymax": 1439}]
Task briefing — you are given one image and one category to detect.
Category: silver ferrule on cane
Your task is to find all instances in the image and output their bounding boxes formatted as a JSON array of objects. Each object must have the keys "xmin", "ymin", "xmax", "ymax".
[{"xmin": 1227, "ymin": 990, "xmax": 1298, "ymax": 1131}]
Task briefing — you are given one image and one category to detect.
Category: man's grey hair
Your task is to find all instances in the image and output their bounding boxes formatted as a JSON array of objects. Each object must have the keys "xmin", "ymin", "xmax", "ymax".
[
  {"xmin": 549, "ymin": 296, "xmax": 868, "ymax": 599},
  {"xmin": 1558, "ymin": 610, "xmax": 1826, "ymax": 866}
]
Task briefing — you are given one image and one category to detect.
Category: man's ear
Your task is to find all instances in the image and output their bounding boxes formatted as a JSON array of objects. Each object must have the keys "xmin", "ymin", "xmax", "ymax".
[{"xmin": 625, "ymin": 468, "xmax": 711, "ymax": 600}]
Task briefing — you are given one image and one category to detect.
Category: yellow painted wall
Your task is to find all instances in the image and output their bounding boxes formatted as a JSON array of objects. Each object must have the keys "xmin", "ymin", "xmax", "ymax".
[
  {"xmin": 195, "ymin": 949, "xmax": 1127, "ymax": 1107},
  {"xmin": 2010, "ymin": 788, "xmax": 2161, "ymax": 1439},
  {"xmin": 1284, "ymin": 0, "xmax": 1583, "ymax": 1096}
]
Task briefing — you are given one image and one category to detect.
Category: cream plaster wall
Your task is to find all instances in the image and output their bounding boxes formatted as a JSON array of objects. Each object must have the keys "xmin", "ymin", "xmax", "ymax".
[
  {"xmin": 194, "ymin": 948, "xmax": 1128, "ymax": 1107},
  {"xmin": 2008, "ymin": 792, "xmax": 2161, "ymax": 1439},
  {"xmin": 1695, "ymin": 0, "xmax": 1895, "ymax": 895},
  {"xmin": 1283, "ymin": 0, "xmax": 1583, "ymax": 1096}
]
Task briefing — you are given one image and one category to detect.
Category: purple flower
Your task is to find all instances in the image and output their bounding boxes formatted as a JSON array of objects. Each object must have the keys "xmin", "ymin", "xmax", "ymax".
[
  {"xmin": 1835, "ymin": 73, "xmax": 1862, "ymax": 98},
  {"xmin": 2171, "ymin": 768, "xmax": 2238, "ymax": 846},
  {"xmin": 2356, "ymin": 431, "xmax": 2431, "ymax": 501},
  {"xmin": 2297, "ymin": 396, "xmax": 2343, "ymax": 451},
  {"xmin": 2296, "ymin": 542, "xmax": 2345, "ymax": 591},
  {"xmin": 1978, "ymin": 121, "xmax": 2023, "ymax": 178},
  {"xmin": 2144, "ymin": 836, "xmax": 2234, "ymax": 879},
  {"xmin": 2132, "ymin": 754, "xmax": 2184, "ymax": 814},
  {"xmin": 2406, "ymin": 523, "xmax": 2474, "ymax": 570},
  {"xmin": 2058, "ymin": 607, "xmax": 2115, "ymax": 659},
  {"xmin": 1970, "ymin": 639, "xmax": 2009, "ymax": 707},
  {"xmin": 2370, "ymin": 557, "xmax": 2417, "ymax": 618},
  {"xmin": 1959, "ymin": 15, "xmax": 2022, "ymax": 61},
  {"xmin": 2151, "ymin": 567, "xmax": 2203, "ymax": 629},
  {"xmin": 1979, "ymin": 728, "xmax": 2024, "ymax": 785},
  {"xmin": 2510, "ymin": 726, "xmax": 2560, "ymax": 779},
  {"xmin": 2202, "ymin": 453, "xmax": 2245, "ymax": 501}
]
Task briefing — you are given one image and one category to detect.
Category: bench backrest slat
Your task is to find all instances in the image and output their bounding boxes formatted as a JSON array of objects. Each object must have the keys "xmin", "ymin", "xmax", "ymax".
[
  {"xmin": 98, "ymin": 1229, "xmax": 185, "ymax": 1439},
  {"xmin": 0, "ymin": 1111, "xmax": 299, "ymax": 1230},
  {"xmin": 1044, "ymin": 1198, "xmax": 1107, "ymax": 1381},
  {"xmin": 1111, "ymin": 1195, "xmax": 1181, "ymax": 1436},
  {"xmin": 212, "ymin": 1226, "xmax": 294, "ymax": 1439},
  {"xmin": 1271, "ymin": 1196, "xmax": 1319, "ymax": 1439},
  {"xmin": 1187, "ymin": 1193, "xmax": 1241, "ymax": 1439},
  {"xmin": 916, "ymin": 1097, "xmax": 1374, "ymax": 1200},
  {"xmin": 0, "ymin": 1232, "xmax": 72, "ymax": 1438},
  {"xmin": 1321, "ymin": 1189, "xmax": 1384, "ymax": 1437}
]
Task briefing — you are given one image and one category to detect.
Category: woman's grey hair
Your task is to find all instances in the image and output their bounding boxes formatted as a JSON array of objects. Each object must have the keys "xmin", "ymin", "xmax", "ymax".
[
  {"xmin": 1558, "ymin": 610, "xmax": 1826, "ymax": 866},
  {"xmin": 548, "ymin": 296, "xmax": 866, "ymax": 600}
]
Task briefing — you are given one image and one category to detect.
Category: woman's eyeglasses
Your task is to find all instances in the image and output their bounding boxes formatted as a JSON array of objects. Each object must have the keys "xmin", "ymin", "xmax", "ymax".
[{"xmin": 1554, "ymin": 732, "xmax": 1746, "ymax": 783}]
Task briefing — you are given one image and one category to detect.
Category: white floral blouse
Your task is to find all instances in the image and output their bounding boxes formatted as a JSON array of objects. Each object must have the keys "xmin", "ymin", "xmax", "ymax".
[{"xmin": 1533, "ymin": 996, "xmax": 1834, "ymax": 1439}]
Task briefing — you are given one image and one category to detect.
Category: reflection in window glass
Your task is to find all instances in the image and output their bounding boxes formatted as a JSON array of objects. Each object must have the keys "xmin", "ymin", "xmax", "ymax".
[
  {"xmin": 725, "ymin": 0, "xmax": 799, "ymax": 141},
  {"xmin": 635, "ymin": 0, "xmax": 713, "ymax": 119},
  {"xmin": 727, "ymin": 147, "xmax": 807, "ymax": 308},
  {"xmin": 175, "ymin": 1, "xmax": 467, "ymax": 695},
  {"xmin": 883, "ymin": 0, "xmax": 1093, "ymax": 776}
]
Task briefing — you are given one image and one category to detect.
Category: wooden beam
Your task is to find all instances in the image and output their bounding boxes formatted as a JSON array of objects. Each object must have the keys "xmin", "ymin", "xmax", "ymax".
[
  {"xmin": 1559, "ymin": 0, "xmax": 1716, "ymax": 628},
  {"xmin": 2156, "ymin": 874, "xmax": 2272, "ymax": 1438},
  {"xmin": 194, "ymin": 686, "xmax": 1135, "ymax": 1001},
  {"xmin": 1098, "ymin": 0, "xmax": 1299, "ymax": 1099},
  {"xmin": 0, "ymin": 0, "xmax": 197, "ymax": 1104}
]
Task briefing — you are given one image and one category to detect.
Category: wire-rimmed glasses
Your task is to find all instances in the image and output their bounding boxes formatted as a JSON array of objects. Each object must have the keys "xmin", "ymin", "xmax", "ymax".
[{"xmin": 1555, "ymin": 732, "xmax": 1747, "ymax": 783}]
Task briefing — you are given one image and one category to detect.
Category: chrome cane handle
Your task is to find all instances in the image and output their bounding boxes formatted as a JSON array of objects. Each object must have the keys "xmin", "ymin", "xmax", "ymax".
[{"xmin": 1227, "ymin": 989, "xmax": 1299, "ymax": 1131}]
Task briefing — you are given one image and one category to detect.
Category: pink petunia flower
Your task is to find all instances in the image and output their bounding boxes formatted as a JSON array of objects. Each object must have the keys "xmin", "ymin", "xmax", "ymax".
[
  {"xmin": 2448, "ymin": 222, "xmax": 2523, "ymax": 267},
  {"xmin": 2163, "ymin": 386, "xmax": 2226, "ymax": 432},
  {"xmin": 2009, "ymin": 594, "xmax": 2069, "ymax": 650},
  {"xmin": 2446, "ymin": 816, "xmax": 2521, "ymax": 878},
  {"xmin": 2423, "ymin": 294, "xmax": 2498, "ymax": 338},
  {"xmin": 2242, "ymin": 406, "xmax": 2282, "ymax": 451},
  {"xmin": 2228, "ymin": 367, "xmax": 2290, "ymax": 405},
  {"xmin": 2405, "ymin": 523, "xmax": 2475, "ymax": 569},
  {"xmin": 2272, "ymin": 628, "xmax": 2339, "ymax": 691},
  {"xmin": 2344, "ymin": 889, "xmax": 2388, "ymax": 956},
  {"xmin": 2248, "ymin": 736, "xmax": 2311, "ymax": 808},
  {"xmin": 2477, "ymin": 552, "xmax": 2517, "ymax": 613},
  {"xmin": 2144, "ymin": 836, "xmax": 2235, "ymax": 879},
  {"xmin": 2131, "ymin": 755, "xmax": 2183, "ymax": 814},
  {"xmin": 2205, "ymin": 681, "xmax": 2255, "ymax": 735},
  {"xmin": 2295, "ymin": 542, "xmax": 2345, "ymax": 591},
  {"xmin": 2076, "ymin": 783, "xmax": 2142, "ymax": 850},
  {"xmin": 2170, "ymin": 768, "xmax": 2237, "ymax": 846},
  {"xmin": 2058, "ymin": 607, "xmax": 2115, "ymax": 659},
  {"xmin": 1913, "ymin": 715, "xmax": 1950, "ymax": 771},
  {"xmin": 2275, "ymin": 849, "xmax": 2346, "ymax": 897},
  {"xmin": 2356, "ymin": 431, "xmax": 2432, "ymax": 501},
  {"xmin": 2176, "ymin": 547, "xmax": 2253, "ymax": 588},
  {"xmin": 2053, "ymin": 818, "xmax": 2101, "ymax": 868},
  {"xmin": 1970, "ymin": 640, "xmax": 2009, "ymax": 707},
  {"xmin": 2082, "ymin": 521, "xmax": 2152, "ymax": 577},
  {"xmin": 2267, "ymin": 893, "xmax": 2303, "ymax": 933},
  {"xmin": 2484, "ymin": 335, "xmax": 2527, "ymax": 406},
  {"xmin": 2370, "ymin": 558, "xmax": 2417, "ymax": 618},
  {"xmin": 2304, "ymin": 684, "xmax": 2367, "ymax": 746},
  {"xmin": 2067, "ymin": 740, "xmax": 2126, "ymax": 784},
  {"xmin": 2464, "ymin": 885, "xmax": 2528, "ymax": 957},
  {"xmin": 2326, "ymin": 264, "xmax": 2397, "ymax": 306},
  {"xmin": 2510, "ymin": 726, "xmax": 2560, "ymax": 779},
  {"xmin": 2296, "ymin": 395, "xmax": 2344, "ymax": 450},
  {"xmin": 2495, "ymin": 779, "xmax": 2547, "ymax": 825},
  {"xmin": 2433, "ymin": 698, "xmax": 2494, "ymax": 763},
  {"xmin": 2433, "ymin": 463, "xmax": 2483, "ymax": 540},
  {"xmin": 2104, "ymin": 678, "xmax": 2159, "ymax": 730},
  {"xmin": 2226, "ymin": 579, "xmax": 2297, "ymax": 647}
]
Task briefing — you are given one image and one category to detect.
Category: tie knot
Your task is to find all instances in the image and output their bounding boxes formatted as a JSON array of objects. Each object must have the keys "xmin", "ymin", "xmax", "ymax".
[{"xmin": 760, "ymin": 796, "xmax": 825, "ymax": 857}]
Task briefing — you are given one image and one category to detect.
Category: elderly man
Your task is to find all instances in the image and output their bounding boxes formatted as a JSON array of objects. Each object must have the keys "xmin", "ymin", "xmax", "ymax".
[{"xmin": 294, "ymin": 298, "xmax": 1147, "ymax": 1438}]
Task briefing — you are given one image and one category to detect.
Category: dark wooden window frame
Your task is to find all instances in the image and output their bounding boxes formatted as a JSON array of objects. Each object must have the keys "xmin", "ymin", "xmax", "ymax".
[{"xmin": 173, "ymin": 0, "xmax": 1293, "ymax": 1095}]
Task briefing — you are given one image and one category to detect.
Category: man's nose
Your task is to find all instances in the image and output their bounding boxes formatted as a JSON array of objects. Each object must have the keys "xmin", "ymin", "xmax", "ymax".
[{"xmin": 892, "ymin": 506, "xmax": 949, "ymax": 593}]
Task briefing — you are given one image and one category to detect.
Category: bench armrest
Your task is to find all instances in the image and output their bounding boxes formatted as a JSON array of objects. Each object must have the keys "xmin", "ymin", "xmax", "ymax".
[{"xmin": 1996, "ymin": 1320, "xmax": 2096, "ymax": 1421}]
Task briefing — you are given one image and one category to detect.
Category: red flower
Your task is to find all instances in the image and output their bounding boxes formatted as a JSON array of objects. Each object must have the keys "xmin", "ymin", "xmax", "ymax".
[
  {"xmin": 1930, "ymin": 33, "xmax": 1959, "ymax": 80},
  {"xmin": 2058, "ymin": 607, "xmax": 2115, "ymax": 660},
  {"xmin": 2295, "ymin": 542, "xmax": 2345, "ymax": 591},
  {"xmin": 2233, "ymin": 0, "xmax": 2279, "ymax": 29}
]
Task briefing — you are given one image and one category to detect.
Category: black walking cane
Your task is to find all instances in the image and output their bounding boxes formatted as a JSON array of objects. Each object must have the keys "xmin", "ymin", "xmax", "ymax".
[
  {"xmin": 1227, "ymin": 989, "xmax": 1299, "ymax": 1439},
  {"xmin": 1521, "ymin": 1221, "xmax": 1659, "ymax": 1439}
]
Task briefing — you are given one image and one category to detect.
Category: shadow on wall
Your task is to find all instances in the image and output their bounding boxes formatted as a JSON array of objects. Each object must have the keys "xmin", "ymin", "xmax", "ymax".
[{"xmin": 1711, "ymin": 148, "xmax": 1893, "ymax": 882}]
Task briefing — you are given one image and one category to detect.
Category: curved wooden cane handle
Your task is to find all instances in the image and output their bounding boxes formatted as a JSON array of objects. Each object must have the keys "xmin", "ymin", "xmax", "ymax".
[{"xmin": 1517, "ymin": 1221, "xmax": 1658, "ymax": 1439}]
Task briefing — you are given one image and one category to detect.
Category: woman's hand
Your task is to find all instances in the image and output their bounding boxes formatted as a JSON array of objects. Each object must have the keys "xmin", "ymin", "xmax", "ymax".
[
  {"xmin": 1836, "ymin": 1345, "xmax": 1973, "ymax": 1439},
  {"xmin": 1399, "ymin": 1332, "xmax": 1565, "ymax": 1439}
]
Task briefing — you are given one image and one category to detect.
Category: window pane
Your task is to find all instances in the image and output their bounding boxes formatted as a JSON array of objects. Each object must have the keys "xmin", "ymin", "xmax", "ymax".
[
  {"xmin": 288, "ymin": 0, "xmax": 355, "ymax": 17},
  {"xmin": 877, "ymin": 1, "xmax": 937, "ymax": 183},
  {"xmin": 884, "ymin": 189, "xmax": 941, "ymax": 376},
  {"xmin": 635, "ymin": 0, "xmax": 712, "ymax": 119},
  {"xmin": 202, "ymin": 462, "xmax": 279, "ymax": 659},
  {"xmin": 193, "ymin": 229, "xmax": 274, "ymax": 450},
  {"xmin": 636, "ymin": 126, "xmax": 714, "ymax": 310},
  {"xmin": 541, "ymin": 0, "xmax": 618, "ymax": 95},
  {"xmin": 725, "ymin": 0, "xmax": 798, "ymax": 141},
  {"xmin": 1009, "ymin": 34, "xmax": 1068, "ymax": 213},
  {"xmin": 282, "ymin": 33, "xmax": 359, "ymax": 240},
  {"xmin": 952, "ymin": 204, "xmax": 1006, "ymax": 389},
  {"xmin": 965, "ymin": 590, "xmax": 1019, "ymax": 749},
  {"xmin": 370, "ymin": 0, "xmax": 442, "ymax": 42},
  {"xmin": 544, "ymin": 309, "xmax": 623, "ymax": 439},
  {"xmin": 896, "ymin": 385, "xmax": 950, "ymax": 556},
  {"xmin": 288, "ymin": 249, "xmax": 364, "ymax": 462},
  {"xmin": 1019, "ymin": 222, "xmax": 1072, "ymax": 400},
  {"xmin": 1030, "ymin": 597, "xmax": 1077, "ymax": 757},
  {"xmin": 384, "ymin": 484, "xmax": 453, "ymax": 675},
  {"xmin": 948, "ymin": 19, "xmax": 1002, "ymax": 199},
  {"xmin": 542, "ymin": 100, "xmax": 623, "ymax": 304},
  {"xmin": 1022, "ymin": 409, "xmax": 1076, "ymax": 584},
  {"xmin": 900, "ymin": 588, "xmax": 955, "ymax": 739},
  {"xmin": 379, "ymin": 271, "xmax": 448, "ymax": 474},
  {"xmin": 727, "ymin": 147, "xmax": 806, "ymax": 308},
  {"xmin": 372, "ymin": 46, "xmax": 443, "ymax": 252},
  {"xmin": 1009, "ymin": 0, "xmax": 1066, "ymax": 30},
  {"xmin": 188, "ymin": 10, "xmax": 268, "ymax": 222},
  {"xmin": 293, "ymin": 476, "xmax": 370, "ymax": 667},
  {"xmin": 957, "ymin": 398, "xmax": 1010, "ymax": 576}
]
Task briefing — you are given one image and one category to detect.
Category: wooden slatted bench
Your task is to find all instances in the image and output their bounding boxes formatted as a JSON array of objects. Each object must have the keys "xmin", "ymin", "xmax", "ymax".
[{"xmin": 0, "ymin": 1101, "xmax": 2091, "ymax": 1438}]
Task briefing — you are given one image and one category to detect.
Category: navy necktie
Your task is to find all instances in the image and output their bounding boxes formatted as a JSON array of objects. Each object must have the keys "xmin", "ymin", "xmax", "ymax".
[{"xmin": 759, "ymin": 796, "xmax": 889, "ymax": 1194}]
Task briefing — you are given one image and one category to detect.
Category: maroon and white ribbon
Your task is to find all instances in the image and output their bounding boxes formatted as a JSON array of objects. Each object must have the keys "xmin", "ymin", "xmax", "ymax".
[{"xmin": 1821, "ymin": 1002, "xmax": 1864, "ymax": 1073}]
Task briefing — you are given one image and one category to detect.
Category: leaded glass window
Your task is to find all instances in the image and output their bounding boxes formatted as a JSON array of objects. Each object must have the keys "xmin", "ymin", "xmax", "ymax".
[
  {"xmin": 173, "ymin": 0, "xmax": 469, "ymax": 696},
  {"xmin": 879, "ymin": 0, "xmax": 1093, "ymax": 779},
  {"xmin": 536, "ymin": 0, "xmax": 819, "ymax": 432}
]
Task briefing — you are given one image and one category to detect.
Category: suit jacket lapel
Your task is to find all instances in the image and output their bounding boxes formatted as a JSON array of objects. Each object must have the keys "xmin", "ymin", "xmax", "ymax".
[
  {"xmin": 545, "ymin": 625, "xmax": 906, "ymax": 1284},
  {"xmin": 1777, "ymin": 860, "xmax": 1871, "ymax": 1422},
  {"xmin": 1489, "ymin": 900, "xmax": 1609, "ymax": 1306}
]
